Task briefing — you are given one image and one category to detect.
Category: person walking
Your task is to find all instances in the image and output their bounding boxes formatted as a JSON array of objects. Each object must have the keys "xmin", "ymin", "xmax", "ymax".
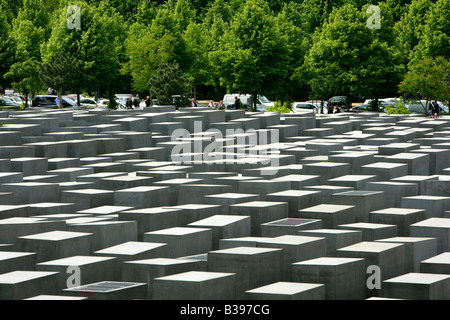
[
  {"xmin": 133, "ymin": 94, "xmax": 140, "ymax": 109},
  {"xmin": 429, "ymin": 99, "xmax": 440, "ymax": 119}
]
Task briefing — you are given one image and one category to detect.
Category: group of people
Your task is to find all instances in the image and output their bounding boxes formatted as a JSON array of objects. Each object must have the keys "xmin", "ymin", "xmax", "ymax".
[
  {"xmin": 189, "ymin": 98, "xmax": 226, "ymax": 110},
  {"xmin": 126, "ymin": 95, "xmax": 152, "ymax": 109}
]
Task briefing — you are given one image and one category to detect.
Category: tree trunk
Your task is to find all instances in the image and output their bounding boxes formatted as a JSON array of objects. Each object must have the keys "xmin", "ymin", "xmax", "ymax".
[
  {"xmin": 77, "ymin": 92, "xmax": 81, "ymax": 107},
  {"xmin": 252, "ymin": 93, "xmax": 257, "ymax": 112},
  {"xmin": 95, "ymin": 83, "xmax": 100, "ymax": 102},
  {"xmin": 25, "ymin": 93, "xmax": 28, "ymax": 108}
]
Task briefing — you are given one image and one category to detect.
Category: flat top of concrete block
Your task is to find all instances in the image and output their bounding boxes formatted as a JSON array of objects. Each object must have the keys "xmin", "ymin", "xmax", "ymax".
[
  {"xmin": 204, "ymin": 193, "xmax": 259, "ymax": 199},
  {"xmin": 335, "ymin": 190, "xmax": 384, "ymax": 197},
  {"xmin": 20, "ymin": 230, "xmax": 93, "ymax": 241},
  {"xmin": 293, "ymin": 257, "xmax": 364, "ymax": 266},
  {"xmin": 299, "ymin": 228, "xmax": 362, "ymax": 235},
  {"xmin": 3, "ymin": 182, "xmax": 56, "ymax": 187},
  {"xmin": 0, "ymin": 271, "xmax": 59, "ymax": 284},
  {"xmin": 329, "ymin": 175, "xmax": 377, "ymax": 182},
  {"xmin": 272, "ymin": 174, "xmax": 319, "ymax": 182},
  {"xmin": 125, "ymin": 258, "xmax": 199, "ymax": 266},
  {"xmin": 78, "ymin": 172, "xmax": 125, "ymax": 179},
  {"xmin": 266, "ymin": 218, "xmax": 320, "ymax": 227},
  {"xmin": 304, "ymin": 185, "xmax": 354, "ymax": 191},
  {"xmin": 167, "ymin": 204, "xmax": 221, "ymax": 210},
  {"xmin": 29, "ymin": 202, "xmax": 73, "ymax": 208},
  {"xmin": 63, "ymin": 281, "xmax": 146, "ymax": 293},
  {"xmin": 78, "ymin": 205, "xmax": 134, "ymax": 214},
  {"xmin": 85, "ymin": 162, "xmax": 124, "ymax": 168},
  {"xmin": 63, "ymin": 189, "xmax": 114, "ymax": 195},
  {"xmin": 421, "ymin": 252, "xmax": 450, "ymax": 264},
  {"xmin": 392, "ymin": 175, "xmax": 439, "ymax": 182},
  {"xmin": 0, "ymin": 217, "xmax": 47, "ymax": 224},
  {"xmin": 0, "ymin": 251, "xmax": 36, "ymax": 260},
  {"xmin": 231, "ymin": 201, "xmax": 287, "ymax": 208},
  {"xmin": 246, "ymin": 281, "xmax": 324, "ymax": 295},
  {"xmin": 189, "ymin": 215, "xmax": 249, "ymax": 227},
  {"xmin": 338, "ymin": 241, "xmax": 404, "ymax": 253},
  {"xmin": 66, "ymin": 217, "xmax": 113, "ymax": 225},
  {"xmin": 386, "ymin": 153, "xmax": 429, "ymax": 160},
  {"xmin": 24, "ymin": 295, "xmax": 87, "ymax": 300},
  {"xmin": 411, "ymin": 218, "xmax": 450, "ymax": 228},
  {"xmin": 267, "ymin": 190, "xmax": 321, "ymax": 197},
  {"xmin": 145, "ymin": 227, "xmax": 211, "ymax": 236},
  {"xmin": 155, "ymin": 271, "xmax": 234, "ymax": 282},
  {"xmin": 37, "ymin": 255, "xmax": 116, "ymax": 266},
  {"xmin": 376, "ymin": 237, "xmax": 436, "ymax": 244},
  {"xmin": 154, "ymin": 178, "xmax": 202, "ymax": 185},
  {"xmin": 381, "ymin": 143, "xmax": 420, "ymax": 148},
  {"xmin": 304, "ymin": 162, "xmax": 350, "ymax": 168},
  {"xmin": 299, "ymin": 204, "xmax": 354, "ymax": 212},
  {"xmin": 339, "ymin": 222, "xmax": 397, "ymax": 230},
  {"xmin": 384, "ymin": 273, "xmax": 450, "ymax": 284},
  {"xmin": 95, "ymin": 241, "xmax": 167, "ymax": 255},
  {"xmin": 403, "ymin": 195, "xmax": 450, "ymax": 201},
  {"xmin": 363, "ymin": 162, "xmax": 408, "ymax": 169},
  {"xmin": 371, "ymin": 208, "xmax": 426, "ymax": 215},
  {"xmin": 259, "ymin": 235, "xmax": 325, "ymax": 246},
  {"xmin": 11, "ymin": 157, "xmax": 47, "ymax": 161},
  {"xmin": 123, "ymin": 207, "xmax": 182, "ymax": 215},
  {"xmin": 211, "ymin": 246, "xmax": 282, "ymax": 256},
  {"xmin": 116, "ymin": 186, "xmax": 168, "ymax": 192}
]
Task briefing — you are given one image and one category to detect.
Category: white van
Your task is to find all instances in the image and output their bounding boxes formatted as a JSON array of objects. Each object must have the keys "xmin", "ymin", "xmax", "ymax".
[{"xmin": 223, "ymin": 94, "xmax": 274, "ymax": 112}]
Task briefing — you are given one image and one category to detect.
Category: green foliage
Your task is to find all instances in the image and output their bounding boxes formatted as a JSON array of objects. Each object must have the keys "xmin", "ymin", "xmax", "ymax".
[
  {"xmin": 0, "ymin": 5, "xmax": 16, "ymax": 88},
  {"xmin": 385, "ymin": 98, "xmax": 411, "ymax": 114},
  {"xmin": 148, "ymin": 62, "xmax": 190, "ymax": 107},
  {"xmin": 398, "ymin": 56, "xmax": 450, "ymax": 114},
  {"xmin": 267, "ymin": 101, "xmax": 292, "ymax": 113},
  {"xmin": 210, "ymin": 0, "xmax": 290, "ymax": 111}
]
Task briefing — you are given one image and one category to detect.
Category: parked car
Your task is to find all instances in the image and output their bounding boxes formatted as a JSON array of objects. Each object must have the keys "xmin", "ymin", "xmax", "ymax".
[
  {"xmin": 330, "ymin": 96, "xmax": 350, "ymax": 109},
  {"xmin": 406, "ymin": 100, "xmax": 449, "ymax": 115},
  {"xmin": 292, "ymin": 102, "xmax": 319, "ymax": 113},
  {"xmin": 223, "ymin": 94, "xmax": 274, "ymax": 111},
  {"xmin": 32, "ymin": 95, "xmax": 75, "ymax": 108},
  {"xmin": 80, "ymin": 98, "xmax": 97, "ymax": 108},
  {"xmin": 0, "ymin": 96, "xmax": 19, "ymax": 107}
]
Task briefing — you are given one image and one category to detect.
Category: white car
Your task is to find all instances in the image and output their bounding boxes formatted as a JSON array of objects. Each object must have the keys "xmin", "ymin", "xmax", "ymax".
[
  {"xmin": 407, "ymin": 100, "xmax": 449, "ymax": 115},
  {"xmin": 292, "ymin": 102, "xmax": 319, "ymax": 113},
  {"xmin": 223, "ymin": 94, "xmax": 274, "ymax": 111}
]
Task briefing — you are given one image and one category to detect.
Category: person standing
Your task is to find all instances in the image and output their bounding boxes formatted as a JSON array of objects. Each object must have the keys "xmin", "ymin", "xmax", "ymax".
[
  {"xmin": 127, "ymin": 96, "xmax": 133, "ymax": 109},
  {"xmin": 145, "ymin": 96, "xmax": 151, "ymax": 107},
  {"xmin": 208, "ymin": 100, "xmax": 215, "ymax": 108},
  {"xmin": 233, "ymin": 96, "xmax": 241, "ymax": 110},
  {"xmin": 189, "ymin": 98, "xmax": 197, "ymax": 108},
  {"xmin": 217, "ymin": 100, "xmax": 225, "ymax": 110}
]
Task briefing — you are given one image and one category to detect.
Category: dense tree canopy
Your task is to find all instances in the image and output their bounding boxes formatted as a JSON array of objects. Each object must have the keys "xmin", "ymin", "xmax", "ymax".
[{"xmin": 1, "ymin": 0, "xmax": 448, "ymax": 106}]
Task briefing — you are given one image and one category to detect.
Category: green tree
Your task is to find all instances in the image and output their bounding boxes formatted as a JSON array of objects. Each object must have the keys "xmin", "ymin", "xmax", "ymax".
[
  {"xmin": 303, "ymin": 4, "xmax": 404, "ymax": 108},
  {"xmin": 122, "ymin": 23, "xmax": 174, "ymax": 97},
  {"xmin": 4, "ymin": 0, "xmax": 51, "ymax": 105},
  {"xmin": 0, "ymin": 5, "xmax": 16, "ymax": 88},
  {"xmin": 394, "ymin": 0, "xmax": 432, "ymax": 63},
  {"xmin": 42, "ymin": 1, "xmax": 127, "ymax": 106},
  {"xmin": 210, "ymin": 0, "xmax": 290, "ymax": 111},
  {"xmin": 148, "ymin": 62, "xmax": 190, "ymax": 108},
  {"xmin": 411, "ymin": 0, "xmax": 449, "ymax": 64},
  {"xmin": 398, "ymin": 56, "xmax": 450, "ymax": 115},
  {"xmin": 39, "ymin": 49, "xmax": 81, "ymax": 106},
  {"xmin": 183, "ymin": 22, "xmax": 211, "ymax": 100}
]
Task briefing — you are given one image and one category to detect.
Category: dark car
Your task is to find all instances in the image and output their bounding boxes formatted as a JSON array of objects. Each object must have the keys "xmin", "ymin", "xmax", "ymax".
[
  {"xmin": 32, "ymin": 95, "xmax": 75, "ymax": 108},
  {"xmin": 330, "ymin": 96, "xmax": 349, "ymax": 109}
]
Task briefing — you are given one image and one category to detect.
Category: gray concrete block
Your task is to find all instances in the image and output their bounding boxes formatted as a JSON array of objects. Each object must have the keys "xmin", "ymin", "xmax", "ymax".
[
  {"xmin": 0, "ymin": 251, "xmax": 37, "ymax": 274},
  {"xmin": 17, "ymin": 231, "xmax": 94, "ymax": 263},
  {"xmin": 292, "ymin": 257, "xmax": 365, "ymax": 300},
  {"xmin": 246, "ymin": 281, "xmax": 325, "ymax": 300},
  {"xmin": 261, "ymin": 218, "xmax": 322, "ymax": 237},
  {"xmin": 62, "ymin": 281, "xmax": 147, "ymax": 300},
  {"xmin": 410, "ymin": 218, "xmax": 450, "ymax": 253},
  {"xmin": 0, "ymin": 271, "xmax": 59, "ymax": 300},
  {"xmin": 188, "ymin": 215, "xmax": 251, "ymax": 250},
  {"xmin": 382, "ymin": 273, "xmax": 450, "ymax": 300},
  {"xmin": 376, "ymin": 237, "xmax": 437, "ymax": 273},
  {"xmin": 143, "ymin": 227, "xmax": 212, "ymax": 258},
  {"xmin": 153, "ymin": 271, "xmax": 236, "ymax": 300},
  {"xmin": 229, "ymin": 201, "xmax": 289, "ymax": 236},
  {"xmin": 370, "ymin": 208, "xmax": 426, "ymax": 236},
  {"xmin": 208, "ymin": 246, "xmax": 283, "ymax": 299},
  {"xmin": 114, "ymin": 186, "xmax": 170, "ymax": 208},
  {"xmin": 62, "ymin": 189, "xmax": 115, "ymax": 212}
]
